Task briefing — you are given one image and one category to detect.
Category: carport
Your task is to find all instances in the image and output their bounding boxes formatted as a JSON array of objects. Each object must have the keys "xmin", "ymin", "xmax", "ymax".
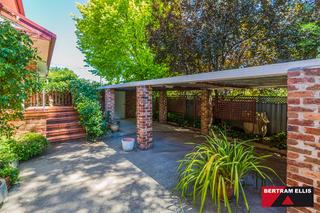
[{"xmin": 100, "ymin": 59, "xmax": 320, "ymax": 211}]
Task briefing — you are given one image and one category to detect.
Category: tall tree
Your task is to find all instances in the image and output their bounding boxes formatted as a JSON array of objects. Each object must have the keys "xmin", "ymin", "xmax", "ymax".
[
  {"xmin": 74, "ymin": 0, "xmax": 170, "ymax": 83},
  {"xmin": 149, "ymin": 0, "xmax": 319, "ymax": 75},
  {"xmin": 0, "ymin": 21, "xmax": 40, "ymax": 137},
  {"xmin": 148, "ymin": 1, "xmax": 202, "ymax": 74}
]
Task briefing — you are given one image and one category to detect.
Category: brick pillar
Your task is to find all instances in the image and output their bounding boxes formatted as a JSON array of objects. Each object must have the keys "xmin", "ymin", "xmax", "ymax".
[
  {"xmin": 105, "ymin": 89, "xmax": 115, "ymax": 121},
  {"xmin": 159, "ymin": 90, "xmax": 167, "ymax": 123},
  {"xmin": 200, "ymin": 90, "xmax": 212, "ymax": 134},
  {"xmin": 287, "ymin": 67, "xmax": 320, "ymax": 212},
  {"xmin": 136, "ymin": 86, "xmax": 153, "ymax": 150}
]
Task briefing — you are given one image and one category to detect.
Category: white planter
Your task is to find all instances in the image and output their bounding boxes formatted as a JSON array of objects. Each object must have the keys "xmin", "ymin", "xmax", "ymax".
[
  {"xmin": 110, "ymin": 124, "xmax": 119, "ymax": 132},
  {"xmin": 0, "ymin": 179, "xmax": 8, "ymax": 204},
  {"xmin": 121, "ymin": 138, "xmax": 135, "ymax": 152}
]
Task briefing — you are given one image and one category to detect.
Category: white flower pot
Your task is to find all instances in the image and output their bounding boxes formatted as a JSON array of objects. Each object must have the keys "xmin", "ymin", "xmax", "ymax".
[
  {"xmin": 110, "ymin": 124, "xmax": 119, "ymax": 132},
  {"xmin": 121, "ymin": 138, "xmax": 135, "ymax": 152}
]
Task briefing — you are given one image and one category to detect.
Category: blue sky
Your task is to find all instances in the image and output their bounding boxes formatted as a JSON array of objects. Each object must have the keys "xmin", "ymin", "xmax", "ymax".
[{"xmin": 23, "ymin": 0, "xmax": 103, "ymax": 82}]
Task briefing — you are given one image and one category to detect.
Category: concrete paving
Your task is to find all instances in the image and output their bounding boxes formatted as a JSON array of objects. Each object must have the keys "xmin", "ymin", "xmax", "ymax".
[{"xmin": 1, "ymin": 119, "xmax": 286, "ymax": 213}]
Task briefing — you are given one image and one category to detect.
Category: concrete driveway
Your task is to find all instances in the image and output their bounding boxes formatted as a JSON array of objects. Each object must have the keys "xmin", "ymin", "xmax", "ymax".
[
  {"xmin": 1, "ymin": 141, "xmax": 184, "ymax": 213},
  {"xmin": 1, "ymin": 120, "xmax": 286, "ymax": 213}
]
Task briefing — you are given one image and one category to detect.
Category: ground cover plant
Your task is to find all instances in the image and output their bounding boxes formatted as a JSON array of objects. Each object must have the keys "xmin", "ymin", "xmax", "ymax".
[
  {"xmin": 0, "ymin": 138, "xmax": 18, "ymax": 165},
  {"xmin": 14, "ymin": 133, "xmax": 49, "ymax": 161},
  {"xmin": 0, "ymin": 166, "xmax": 19, "ymax": 186},
  {"xmin": 0, "ymin": 133, "xmax": 49, "ymax": 187},
  {"xmin": 211, "ymin": 123, "xmax": 287, "ymax": 150}
]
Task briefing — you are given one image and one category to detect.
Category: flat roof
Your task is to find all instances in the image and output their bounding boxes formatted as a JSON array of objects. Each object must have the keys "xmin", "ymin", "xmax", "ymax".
[{"xmin": 99, "ymin": 59, "xmax": 320, "ymax": 90}]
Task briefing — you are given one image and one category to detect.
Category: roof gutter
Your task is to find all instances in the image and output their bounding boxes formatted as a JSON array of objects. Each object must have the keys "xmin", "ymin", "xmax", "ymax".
[{"xmin": 16, "ymin": 0, "xmax": 25, "ymax": 16}]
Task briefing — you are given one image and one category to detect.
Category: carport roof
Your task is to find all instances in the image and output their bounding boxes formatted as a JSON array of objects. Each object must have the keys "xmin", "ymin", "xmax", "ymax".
[{"xmin": 99, "ymin": 59, "xmax": 320, "ymax": 90}]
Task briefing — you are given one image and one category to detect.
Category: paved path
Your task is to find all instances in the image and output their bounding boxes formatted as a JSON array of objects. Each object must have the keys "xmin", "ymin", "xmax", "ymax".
[
  {"xmin": 1, "ymin": 141, "xmax": 183, "ymax": 213},
  {"xmin": 2, "ymin": 120, "xmax": 286, "ymax": 213}
]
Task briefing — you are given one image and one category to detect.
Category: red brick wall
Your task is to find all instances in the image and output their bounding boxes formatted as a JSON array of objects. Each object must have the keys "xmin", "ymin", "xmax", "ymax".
[
  {"xmin": 125, "ymin": 90, "xmax": 136, "ymax": 118},
  {"xmin": 105, "ymin": 89, "xmax": 115, "ymax": 120},
  {"xmin": 11, "ymin": 118, "xmax": 46, "ymax": 137},
  {"xmin": 136, "ymin": 86, "xmax": 153, "ymax": 150},
  {"xmin": 159, "ymin": 90, "xmax": 167, "ymax": 123},
  {"xmin": 287, "ymin": 67, "xmax": 320, "ymax": 212}
]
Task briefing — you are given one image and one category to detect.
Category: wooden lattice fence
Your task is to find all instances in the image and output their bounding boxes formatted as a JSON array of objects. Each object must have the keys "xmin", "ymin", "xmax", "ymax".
[
  {"xmin": 213, "ymin": 99, "xmax": 256, "ymax": 123},
  {"xmin": 154, "ymin": 95, "xmax": 287, "ymax": 134}
]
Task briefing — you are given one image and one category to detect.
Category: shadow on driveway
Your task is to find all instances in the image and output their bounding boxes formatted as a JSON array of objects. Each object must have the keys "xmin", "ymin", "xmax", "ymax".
[
  {"xmin": 104, "ymin": 119, "xmax": 286, "ymax": 213},
  {"xmin": 2, "ymin": 119, "xmax": 286, "ymax": 213},
  {"xmin": 2, "ymin": 140, "xmax": 184, "ymax": 213}
]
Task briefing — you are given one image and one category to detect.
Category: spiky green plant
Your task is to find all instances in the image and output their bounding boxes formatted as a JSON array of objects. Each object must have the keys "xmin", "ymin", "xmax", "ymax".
[{"xmin": 176, "ymin": 131, "xmax": 280, "ymax": 213}]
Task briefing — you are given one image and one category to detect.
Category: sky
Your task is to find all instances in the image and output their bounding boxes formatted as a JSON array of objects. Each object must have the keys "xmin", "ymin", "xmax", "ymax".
[{"xmin": 23, "ymin": 0, "xmax": 103, "ymax": 82}]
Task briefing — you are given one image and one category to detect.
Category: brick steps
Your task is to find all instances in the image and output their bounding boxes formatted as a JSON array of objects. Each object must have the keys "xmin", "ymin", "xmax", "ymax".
[
  {"xmin": 47, "ymin": 133, "xmax": 86, "ymax": 143},
  {"xmin": 24, "ymin": 106, "xmax": 86, "ymax": 143},
  {"xmin": 46, "ymin": 127, "xmax": 85, "ymax": 137},
  {"xmin": 26, "ymin": 106, "xmax": 74, "ymax": 113},
  {"xmin": 25, "ymin": 111, "xmax": 77, "ymax": 118},
  {"xmin": 47, "ymin": 115, "xmax": 80, "ymax": 124},
  {"xmin": 46, "ymin": 121, "xmax": 81, "ymax": 130}
]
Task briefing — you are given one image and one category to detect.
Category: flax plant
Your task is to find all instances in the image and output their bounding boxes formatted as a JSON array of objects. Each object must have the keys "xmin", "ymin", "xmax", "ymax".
[{"xmin": 176, "ymin": 131, "xmax": 280, "ymax": 213}]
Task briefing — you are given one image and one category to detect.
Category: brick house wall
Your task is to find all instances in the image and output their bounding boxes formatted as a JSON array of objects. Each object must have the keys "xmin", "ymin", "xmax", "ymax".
[
  {"xmin": 11, "ymin": 116, "xmax": 46, "ymax": 137},
  {"xmin": 287, "ymin": 66, "xmax": 320, "ymax": 212}
]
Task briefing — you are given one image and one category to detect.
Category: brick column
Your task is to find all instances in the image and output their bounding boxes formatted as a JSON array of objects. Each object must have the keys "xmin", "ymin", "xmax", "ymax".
[
  {"xmin": 136, "ymin": 86, "xmax": 153, "ymax": 150},
  {"xmin": 287, "ymin": 67, "xmax": 320, "ymax": 212},
  {"xmin": 159, "ymin": 90, "xmax": 167, "ymax": 123},
  {"xmin": 105, "ymin": 89, "xmax": 115, "ymax": 121},
  {"xmin": 200, "ymin": 90, "xmax": 212, "ymax": 134}
]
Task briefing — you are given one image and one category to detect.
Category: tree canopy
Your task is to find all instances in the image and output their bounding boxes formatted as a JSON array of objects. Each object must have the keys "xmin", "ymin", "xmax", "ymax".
[
  {"xmin": 74, "ymin": 0, "xmax": 319, "ymax": 84},
  {"xmin": 74, "ymin": 0, "xmax": 170, "ymax": 83},
  {"xmin": 0, "ymin": 21, "xmax": 40, "ymax": 137},
  {"xmin": 149, "ymin": 0, "xmax": 320, "ymax": 75},
  {"xmin": 44, "ymin": 67, "xmax": 78, "ymax": 93}
]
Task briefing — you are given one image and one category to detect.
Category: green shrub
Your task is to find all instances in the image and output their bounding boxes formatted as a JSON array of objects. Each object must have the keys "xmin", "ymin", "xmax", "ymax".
[
  {"xmin": 14, "ymin": 133, "xmax": 49, "ymax": 161},
  {"xmin": 0, "ymin": 166, "xmax": 19, "ymax": 185},
  {"xmin": 70, "ymin": 79, "xmax": 106, "ymax": 140},
  {"xmin": 269, "ymin": 131, "xmax": 287, "ymax": 150},
  {"xmin": 76, "ymin": 97, "xmax": 105, "ymax": 139},
  {"xmin": 0, "ymin": 138, "xmax": 18, "ymax": 166},
  {"xmin": 70, "ymin": 79, "xmax": 100, "ymax": 102}
]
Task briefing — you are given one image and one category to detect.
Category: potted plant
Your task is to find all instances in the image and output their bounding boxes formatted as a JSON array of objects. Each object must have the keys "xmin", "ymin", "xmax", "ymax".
[
  {"xmin": 0, "ymin": 166, "xmax": 19, "ymax": 190},
  {"xmin": 176, "ymin": 130, "xmax": 281, "ymax": 213},
  {"xmin": 121, "ymin": 137, "xmax": 135, "ymax": 151},
  {"xmin": 110, "ymin": 121, "xmax": 120, "ymax": 132},
  {"xmin": 106, "ymin": 111, "xmax": 120, "ymax": 132}
]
